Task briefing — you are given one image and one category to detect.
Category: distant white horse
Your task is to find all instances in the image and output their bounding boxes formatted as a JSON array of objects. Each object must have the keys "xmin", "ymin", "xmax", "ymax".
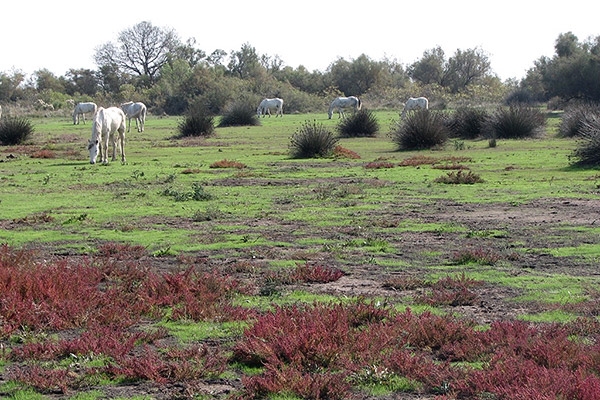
[
  {"xmin": 88, "ymin": 107, "xmax": 127, "ymax": 165},
  {"xmin": 401, "ymin": 97, "xmax": 429, "ymax": 118},
  {"xmin": 328, "ymin": 96, "xmax": 362, "ymax": 119},
  {"xmin": 73, "ymin": 102, "xmax": 97, "ymax": 125},
  {"xmin": 120, "ymin": 101, "xmax": 147, "ymax": 132},
  {"xmin": 257, "ymin": 98, "xmax": 284, "ymax": 117}
]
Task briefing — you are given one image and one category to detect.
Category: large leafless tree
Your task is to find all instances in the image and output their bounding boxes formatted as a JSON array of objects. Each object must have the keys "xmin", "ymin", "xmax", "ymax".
[{"xmin": 94, "ymin": 21, "xmax": 180, "ymax": 83}]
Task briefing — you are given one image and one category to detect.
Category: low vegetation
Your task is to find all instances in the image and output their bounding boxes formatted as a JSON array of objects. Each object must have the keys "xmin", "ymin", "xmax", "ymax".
[
  {"xmin": 390, "ymin": 109, "xmax": 449, "ymax": 150},
  {"xmin": 337, "ymin": 108, "xmax": 379, "ymax": 138},
  {"xmin": 0, "ymin": 116, "xmax": 35, "ymax": 145},
  {"xmin": 218, "ymin": 100, "xmax": 260, "ymax": 127},
  {"xmin": 177, "ymin": 102, "xmax": 215, "ymax": 137},
  {"xmin": 289, "ymin": 120, "xmax": 339, "ymax": 158},
  {"xmin": 2, "ymin": 108, "xmax": 600, "ymax": 399},
  {"xmin": 486, "ymin": 104, "xmax": 546, "ymax": 139},
  {"xmin": 570, "ymin": 116, "xmax": 600, "ymax": 166}
]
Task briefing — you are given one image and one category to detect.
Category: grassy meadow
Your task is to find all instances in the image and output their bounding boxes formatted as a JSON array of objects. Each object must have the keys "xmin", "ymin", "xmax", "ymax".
[{"xmin": 3, "ymin": 109, "xmax": 600, "ymax": 399}]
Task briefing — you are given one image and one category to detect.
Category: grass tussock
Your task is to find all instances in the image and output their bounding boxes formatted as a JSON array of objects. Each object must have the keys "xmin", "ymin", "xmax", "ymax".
[
  {"xmin": 391, "ymin": 110, "xmax": 449, "ymax": 150},
  {"xmin": 177, "ymin": 102, "xmax": 215, "ymax": 137},
  {"xmin": 570, "ymin": 116, "xmax": 600, "ymax": 167},
  {"xmin": 0, "ymin": 116, "xmax": 34, "ymax": 145},
  {"xmin": 337, "ymin": 108, "xmax": 379, "ymax": 138},
  {"xmin": 218, "ymin": 100, "xmax": 260, "ymax": 127},
  {"xmin": 289, "ymin": 120, "xmax": 338, "ymax": 158},
  {"xmin": 486, "ymin": 104, "xmax": 546, "ymax": 139}
]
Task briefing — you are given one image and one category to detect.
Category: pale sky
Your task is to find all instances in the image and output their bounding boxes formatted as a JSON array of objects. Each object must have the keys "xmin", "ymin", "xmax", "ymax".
[{"xmin": 1, "ymin": 1, "xmax": 598, "ymax": 82}]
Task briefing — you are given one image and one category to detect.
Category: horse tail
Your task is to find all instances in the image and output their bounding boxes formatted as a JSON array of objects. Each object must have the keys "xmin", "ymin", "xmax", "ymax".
[{"xmin": 357, "ymin": 97, "xmax": 362, "ymax": 110}]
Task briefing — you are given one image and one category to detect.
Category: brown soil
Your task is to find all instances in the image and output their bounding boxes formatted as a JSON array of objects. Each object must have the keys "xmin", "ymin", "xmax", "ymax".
[{"xmin": 5, "ymin": 197, "xmax": 600, "ymax": 399}]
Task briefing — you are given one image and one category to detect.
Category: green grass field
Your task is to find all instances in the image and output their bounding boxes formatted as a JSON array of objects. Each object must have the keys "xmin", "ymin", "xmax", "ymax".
[{"xmin": 4, "ymin": 110, "xmax": 600, "ymax": 399}]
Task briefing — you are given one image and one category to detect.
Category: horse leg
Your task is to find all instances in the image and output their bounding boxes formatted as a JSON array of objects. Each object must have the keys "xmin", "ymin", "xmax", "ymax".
[{"xmin": 118, "ymin": 132, "xmax": 126, "ymax": 163}]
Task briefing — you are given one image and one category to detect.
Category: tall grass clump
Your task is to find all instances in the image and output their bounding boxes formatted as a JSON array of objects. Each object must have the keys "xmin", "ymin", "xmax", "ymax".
[
  {"xmin": 218, "ymin": 100, "xmax": 260, "ymax": 127},
  {"xmin": 570, "ymin": 117, "xmax": 600, "ymax": 167},
  {"xmin": 447, "ymin": 107, "xmax": 489, "ymax": 139},
  {"xmin": 0, "ymin": 116, "xmax": 34, "ymax": 145},
  {"xmin": 559, "ymin": 101, "xmax": 600, "ymax": 137},
  {"xmin": 289, "ymin": 120, "xmax": 338, "ymax": 158},
  {"xmin": 391, "ymin": 109, "xmax": 449, "ymax": 150},
  {"xmin": 338, "ymin": 108, "xmax": 379, "ymax": 138},
  {"xmin": 486, "ymin": 104, "xmax": 546, "ymax": 139},
  {"xmin": 177, "ymin": 102, "xmax": 215, "ymax": 137}
]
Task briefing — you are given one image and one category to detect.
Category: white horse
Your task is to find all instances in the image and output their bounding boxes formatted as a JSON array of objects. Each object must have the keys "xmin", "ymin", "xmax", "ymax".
[
  {"xmin": 328, "ymin": 96, "xmax": 362, "ymax": 119},
  {"xmin": 73, "ymin": 102, "xmax": 97, "ymax": 125},
  {"xmin": 257, "ymin": 98, "xmax": 284, "ymax": 117},
  {"xmin": 88, "ymin": 107, "xmax": 127, "ymax": 165},
  {"xmin": 120, "ymin": 101, "xmax": 147, "ymax": 132},
  {"xmin": 401, "ymin": 97, "xmax": 429, "ymax": 118}
]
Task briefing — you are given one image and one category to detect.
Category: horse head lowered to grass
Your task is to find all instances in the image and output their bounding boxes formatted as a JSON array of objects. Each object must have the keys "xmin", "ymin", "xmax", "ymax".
[
  {"xmin": 328, "ymin": 96, "xmax": 361, "ymax": 119},
  {"xmin": 88, "ymin": 107, "xmax": 127, "ymax": 165}
]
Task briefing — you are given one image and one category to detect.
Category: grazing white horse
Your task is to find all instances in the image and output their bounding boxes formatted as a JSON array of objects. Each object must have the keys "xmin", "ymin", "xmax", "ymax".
[
  {"xmin": 257, "ymin": 98, "xmax": 284, "ymax": 117},
  {"xmin": 88, "ymin": 107, "xmax": 127, "ymax": 165},
  {"xmin": 328, "ymin": 96, "xmax": 362, "ymax": 119},
  {"xmin": 401, "ymin": 97, "xmax": 429, "ymax": 118},
  {"xmin": 73, "ymin": 102, "xmax": 97, "ymax": 125},
  {"xmin": 120, "ymin": 101, "xmax": 147, "ymax": 132}
]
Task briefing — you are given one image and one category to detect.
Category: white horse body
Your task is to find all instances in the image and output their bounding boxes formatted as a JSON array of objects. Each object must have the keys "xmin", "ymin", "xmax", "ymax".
[
  {"xmin": 328, "ymin": 96, "xmax": 362, "ymax": 119},
  {"xmin": 257, "ymin": 98, "xmax": 284, "ymax": 117},
  {"xmin": 401, "ymin": 97, "xmax": 429, "ymax": 117},
  {"xmin": 73, "ymin": 102, "xmax": 97, "ymax": 125},
  {"xmin": 88, "ymin": 107, "xmax": 126, "ymax": 165},
  {"xmin": 120, "ymin": 101, "xmax": 147, "ymax": 132}
]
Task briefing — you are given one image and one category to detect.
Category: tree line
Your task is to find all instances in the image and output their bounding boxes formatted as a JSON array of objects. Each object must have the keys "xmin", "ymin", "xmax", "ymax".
[{"xmin": 0, "ymin": 21, "xmax": 598, "ymax": 115}]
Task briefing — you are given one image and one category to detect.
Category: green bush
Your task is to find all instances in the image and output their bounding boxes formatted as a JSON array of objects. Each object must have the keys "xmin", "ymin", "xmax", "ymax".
[
  {"xmin": 486, "ymin": 105, "xmax": 546, "ymax": 139},
  {"xmin": 390, "ymin": 110, "xmax": 449, "ymax": 151},
  {"xmin": 289, "ymin": 120, "xmax": 338, "ymax": 159},
  {"xmin": 218, "ymin": 100, "xmax": 260, "ymax": 127},
  {"xmin": 448, "ymin": 107, "xmax": 489, "ymax": 139},
  {"xmin": 177, "ymin": 102, "xmax": 215, "ymax": 137},
  {"xmin": 559, "ymin": 102, "xmax": 600, "ymax": 137},
  {"xmin": 570, "ymin": 117, "xmax": 600, "ymax": 166},
  {"xmin": 0, "ymin": 116, "xmax": 34, "ymax": 145},
  {"xmin": 338, "ymin": 108, "xmax": 379, "ymax": 138}
]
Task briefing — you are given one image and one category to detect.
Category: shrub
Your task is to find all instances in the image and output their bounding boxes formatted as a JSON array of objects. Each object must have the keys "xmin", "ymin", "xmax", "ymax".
[
  {"xmin": 559, "ymin": 101, "xmax": 600, "ymax": 137},
  {"xmin": 570, "ymin": 117, "xmax": 600, "ymax": 166},
  {"xmin": 177, "ymin": 102, "xmax": 215, "ymax": 137},
  {"xmin": 218, "ymin": 100, "xmax": 260, "ymax": 127},
  {"xmin": 333, "ymin": 145, "xmax": 361, "ymax": 159},
  {"xmin": 485, "ymin": 104, "xmax": 546, "ymax": 139},
  {"xmin": 434, "ymin": 170, "xmax": 484, "ymax": 184},
  {"xmin": 209, "ymin": 159, "xmax": 246, "ymax": 169},
  {"xmin": 337, "ymin": 108, "xmax": 379, "ymax": 138},
  {"xmin": 289, "ymin": 120, "xmax": 338, "ymax": 158},
  {"xmin": 448, "ymin": 107, "xmax": 489, "ymax": 139},
  {"xmin": 0, "ymin": 116, "xmax": 34, "ymax": 145},
  {"xmin": 390, "ymin": 110, "xmax": 449, "ymax": 150}
]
